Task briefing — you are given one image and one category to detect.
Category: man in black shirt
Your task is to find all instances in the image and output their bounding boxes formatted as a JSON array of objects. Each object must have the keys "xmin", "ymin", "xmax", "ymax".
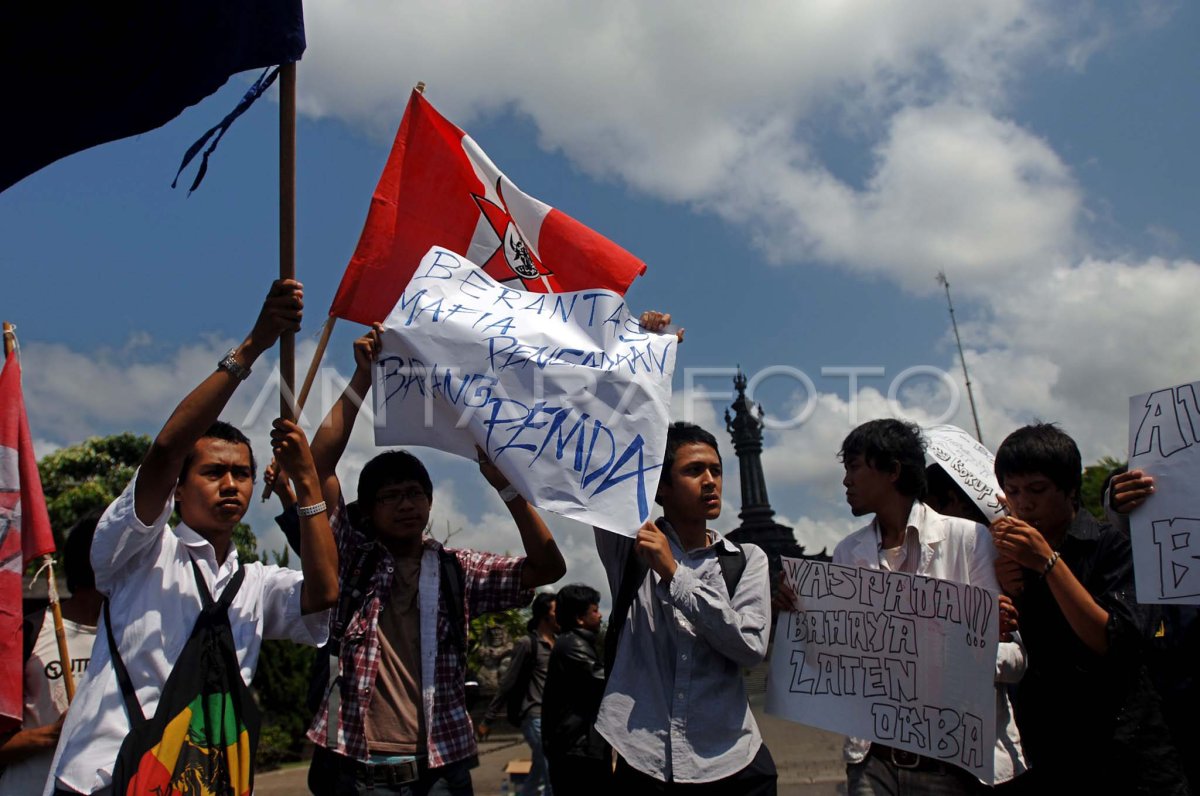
[{"xmin": 990, "ymin": 424, "xmax": 1187, "ymax": 794}]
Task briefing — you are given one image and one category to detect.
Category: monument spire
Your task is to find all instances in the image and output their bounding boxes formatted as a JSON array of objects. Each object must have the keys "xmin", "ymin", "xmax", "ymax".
[
  {"xmin": 724, "ymin": 368, "xmax": 826, "ymax": 568},
  {"xmin": 725, "ymin": 368, "xmax": 777, "ymax": 529}
]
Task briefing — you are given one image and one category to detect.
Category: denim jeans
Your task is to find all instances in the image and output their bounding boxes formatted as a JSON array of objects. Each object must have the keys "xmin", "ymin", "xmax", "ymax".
[{"xmin": 520, "ymin": 715, "xmax": 552, "ymax": 796}]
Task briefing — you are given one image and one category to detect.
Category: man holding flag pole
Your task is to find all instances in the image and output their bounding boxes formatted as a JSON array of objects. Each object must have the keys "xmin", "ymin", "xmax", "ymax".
[{"xmin": 44, "ymin": 281, "xmax": 340, "ymax": 796}]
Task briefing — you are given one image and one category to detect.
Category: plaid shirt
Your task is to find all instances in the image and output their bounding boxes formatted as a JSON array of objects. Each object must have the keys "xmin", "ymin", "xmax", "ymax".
[{"xmin": 308, "ymin": 499, "xmax": 530, "ymax": 766}]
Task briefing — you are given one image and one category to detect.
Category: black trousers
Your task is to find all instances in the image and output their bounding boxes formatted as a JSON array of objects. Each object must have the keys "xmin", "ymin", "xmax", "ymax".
[
  {"xmin": 612, "ymin": 743, "xmax": 777, "ymax": 795},
  {"xmin": 547, "ymin": 753, "xmax": 614, "ymax": 796}
]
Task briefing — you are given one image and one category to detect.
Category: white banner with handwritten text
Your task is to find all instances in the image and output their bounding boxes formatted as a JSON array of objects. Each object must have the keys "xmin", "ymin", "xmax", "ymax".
[{"xmin": 373, "ymin": 247, "xmax": 677, "ymax": 534}]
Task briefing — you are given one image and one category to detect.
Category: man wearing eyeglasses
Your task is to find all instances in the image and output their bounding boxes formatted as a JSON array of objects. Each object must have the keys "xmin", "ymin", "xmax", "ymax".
[{"xmin": 301, "ymin": 326, "xmax": 567, "ymax": 795}]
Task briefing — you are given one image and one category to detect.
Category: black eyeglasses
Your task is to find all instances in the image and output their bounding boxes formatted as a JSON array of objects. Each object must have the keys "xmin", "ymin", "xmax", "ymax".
[{"xmin": 375, "ymin": 488, "xmax": 429, "ymax": 506}]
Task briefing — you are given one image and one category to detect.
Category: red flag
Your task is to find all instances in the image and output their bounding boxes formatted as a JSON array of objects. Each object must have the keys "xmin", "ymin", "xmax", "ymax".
[
  {"xmin": 330, "ymin": 90, "xmax": 647, "ymax": 325},
  {"xmin": 0, "ymin": 350, "xmax": 55, "ymax": 732}
]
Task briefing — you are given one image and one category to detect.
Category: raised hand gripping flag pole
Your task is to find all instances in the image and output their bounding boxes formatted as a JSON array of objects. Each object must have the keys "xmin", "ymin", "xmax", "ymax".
[{"xmin": 1, "ymin": 323, "xmax": 66, "ymax": 731}]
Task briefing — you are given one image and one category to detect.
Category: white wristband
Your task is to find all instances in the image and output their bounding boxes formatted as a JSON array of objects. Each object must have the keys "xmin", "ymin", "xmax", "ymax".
[
  {"xmin": 297, "ymin": 501, "xmax": 327, "ymax": 517},
  {"xmin": 498, "ymin": 485, "xmax": 520, "ymax": 503}
]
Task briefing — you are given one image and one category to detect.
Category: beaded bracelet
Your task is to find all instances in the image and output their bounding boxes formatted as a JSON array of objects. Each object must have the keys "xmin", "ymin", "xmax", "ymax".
[{"xmin": 297, "ymin": 501, "xmax": 328, "ymax": 517}]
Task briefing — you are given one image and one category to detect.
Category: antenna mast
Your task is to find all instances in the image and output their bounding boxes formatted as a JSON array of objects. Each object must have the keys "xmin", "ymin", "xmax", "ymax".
[{"xmin": 936, "ymin": 272, "xmax": 984, "ymax": 444}]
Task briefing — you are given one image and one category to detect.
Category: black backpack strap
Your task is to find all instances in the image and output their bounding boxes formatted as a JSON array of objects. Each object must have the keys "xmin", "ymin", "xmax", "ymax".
[
  {"xmin": 438, "ymin": 548, "xmax": 467, "ymax": 652},
  {"xmin": 103, "ymin": 598, "xmax": 146, "ymax": 728},
  {"xmin": 716, "ymin": 541, "xmax": 747, "ymax": 598},
  {"xmin": 603, "ymin": 541, "xmax": 649, "ymax": 677},
  {"xmin": 187, "ymin": 554, "xmax": 247, "ymax": 612},
  {"xmin": 657, "ymin": 516, "xmax": 739, "ymax": 597},
  {"xmin": 22, "ymin": 605, "xmax": 48, "ymax": 665},
  {"xmin": 332, "ymin": 542, "xmax": 380, "ymax": 641}
]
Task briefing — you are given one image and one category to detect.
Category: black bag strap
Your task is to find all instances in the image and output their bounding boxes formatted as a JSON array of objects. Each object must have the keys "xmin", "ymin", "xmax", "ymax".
[
  {"xmin": 105, "ymin": 555, "xmax": 247, "ymax": 729},
  {"xmin": 331, "ymin": 542, "xmax": 379, "ymax": 641},
  {"xmin": 187, "ymin": 555, "xmax": 246, "ymax": 613},
  {"xmin": 604, "ymin": 541, "xmax": 649, "ymax": 677},
  {"xmin": 438, "ymin": 547, "xmax": 467, "ymax": 652},
  {"xmin": 716, "ymin": 540, "xmax": 747, "ymax": 597},
  {"xmin": 104, "ymin": 597, "xmax": 146, "ymax": 728},
  {"xmin": 603, "ymin": 521, "xmax": 747, "ymax": 676}
]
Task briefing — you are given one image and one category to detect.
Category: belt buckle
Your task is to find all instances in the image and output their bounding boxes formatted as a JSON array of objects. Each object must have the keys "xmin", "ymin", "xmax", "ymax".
[
  {"xmin": 890, "ymin": 748, "xmax": 921, "ymax": 769},
  {"xmin": 383, "ymin": 759, "xmax": 419, "ymax": 786}
]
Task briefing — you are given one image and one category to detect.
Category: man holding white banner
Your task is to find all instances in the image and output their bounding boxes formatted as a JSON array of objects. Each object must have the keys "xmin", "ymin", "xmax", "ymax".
[{"xmin": 304, "ymin": 328, "xmax": 567, "ymax": 795}]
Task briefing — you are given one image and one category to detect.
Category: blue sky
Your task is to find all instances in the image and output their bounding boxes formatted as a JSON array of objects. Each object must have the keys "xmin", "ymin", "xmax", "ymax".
[{"xmin": 2, "ymin": 1, "xmax": 1197, "ymax": 602}]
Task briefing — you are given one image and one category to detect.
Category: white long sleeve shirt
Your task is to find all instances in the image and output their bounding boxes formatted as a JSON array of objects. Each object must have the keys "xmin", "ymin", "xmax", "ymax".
[
  {"xmin": 832, "ymin": 501, "xmax": 1027, "ymax": 784},
  {"xmin": 47, "ymin": 469, "xmax": 330, "ymax": 795}
]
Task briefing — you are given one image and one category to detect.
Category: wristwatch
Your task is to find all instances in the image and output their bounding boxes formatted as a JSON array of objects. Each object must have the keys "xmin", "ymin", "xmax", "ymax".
[{"xmin": 218, "ymin": 348, "xmax": 251, "ymax": 381}]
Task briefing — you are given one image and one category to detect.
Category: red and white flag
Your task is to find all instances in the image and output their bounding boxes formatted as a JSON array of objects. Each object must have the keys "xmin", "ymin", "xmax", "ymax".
[
  {"xmin": 330, "ymin": 89, "xmax": 647, "ymax": 325},
  {"xmin": 0, "ymin": 350, "xmax": 55, "ymax": 732}
]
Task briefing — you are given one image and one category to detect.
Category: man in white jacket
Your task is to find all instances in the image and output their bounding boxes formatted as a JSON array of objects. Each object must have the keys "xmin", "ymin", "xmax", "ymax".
[{"xmin": 833, "ymin": 419, "xmax": 1025, "ymax": 795}]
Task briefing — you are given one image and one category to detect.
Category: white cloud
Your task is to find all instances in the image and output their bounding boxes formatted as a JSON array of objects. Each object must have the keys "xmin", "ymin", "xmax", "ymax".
[
  {"xmin": 961, "ymin": 256, "xmax": 1200, "ymax": 460},
  {"xmin": 293, "ymin": 1, "xmax": 1097, "ymax": 288}
]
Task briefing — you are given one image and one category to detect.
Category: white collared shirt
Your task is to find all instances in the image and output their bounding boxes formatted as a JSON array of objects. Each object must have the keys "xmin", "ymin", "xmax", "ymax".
[
  {"xmin": 47, "ymin": 469, "xmax": 330, "ymax": 795},
  {"xmin": 832, "ymin": 501, "xmax": 1028, "ymax": 783}
]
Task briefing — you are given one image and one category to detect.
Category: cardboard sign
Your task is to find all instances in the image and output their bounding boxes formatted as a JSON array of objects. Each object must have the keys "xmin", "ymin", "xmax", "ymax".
[
  {"xmin": 1128, "ymin": 380, "xmax": 1200, "ymax": 604},
  {"xmin": 767, "ymin": 557, "xmax": 999, "ymax": 783}
]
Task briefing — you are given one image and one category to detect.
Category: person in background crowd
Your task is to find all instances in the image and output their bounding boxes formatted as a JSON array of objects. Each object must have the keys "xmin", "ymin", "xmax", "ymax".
[
  {"xmin": 477, "ymin": 592, "xmax": 559, "ymax": 796},
  {"xmin": 541, "ymin": 584, "xmax": 610, "ymax": 796},
  {"xmin": 0, "ymin": 512, "xmax": 102, "ymax": 793},
  {"xmin": 923, "ymin": 461, "xmax": 1029, "ymax": 792},
  {"xmin": 991, "ymin": 423, "xmax": 1187, "ymax": 795}
]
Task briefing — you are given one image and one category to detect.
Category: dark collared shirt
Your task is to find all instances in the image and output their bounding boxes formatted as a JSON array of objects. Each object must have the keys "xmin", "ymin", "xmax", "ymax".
[
  {"xmin": 1012, "ymin": 510, "xmax": 1186, "ymax": 794},
  {"xmin": 483, "ymin": 632, "xmax": 553, "ymax": 723}
]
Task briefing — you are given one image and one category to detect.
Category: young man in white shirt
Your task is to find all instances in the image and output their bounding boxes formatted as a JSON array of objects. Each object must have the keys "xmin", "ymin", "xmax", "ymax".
[
  {"xmin": 833, "ymin": 419, "xmax": 1023, "ymax": 795},
  {"xmin": 46, "ymin": 279, "xmax": 339, "ymax": 795}
]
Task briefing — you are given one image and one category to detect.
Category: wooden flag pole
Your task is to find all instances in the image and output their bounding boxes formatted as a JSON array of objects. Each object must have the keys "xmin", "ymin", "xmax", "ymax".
[
  {"xmin": 261, "ymin": 80, "xmax": 429, "ymax": 501},
  {"xmin": 45, "ymin": 560, "xmax": 75, "ymax": 702},
  {"xmin": 279, "ymin": 61, "xmax": 298, "ymax": 422},
  {"xmin": 260, "ymin": 315, "xmax": 335, "ymax": 501},
  {"xmin": 3, "ymin": 323, "xmax": 75, "ymax": 702}
]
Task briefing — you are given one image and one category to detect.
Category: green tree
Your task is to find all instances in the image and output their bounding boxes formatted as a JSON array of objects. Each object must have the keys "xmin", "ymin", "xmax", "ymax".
[
  {"xmin": 231, "ymin": 522, "xmax": 260, "ymax": 563},
  {"xmin": 37, "ymin": 432, "xmax": 149, "ymax": 544},
  {"xmin": 252, "ymin": 638, "xmax": 317, "ymax": 770},
  {"xmin": 1081, "ymin": 455, "xmax": 1124, "ymax": 519}
]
